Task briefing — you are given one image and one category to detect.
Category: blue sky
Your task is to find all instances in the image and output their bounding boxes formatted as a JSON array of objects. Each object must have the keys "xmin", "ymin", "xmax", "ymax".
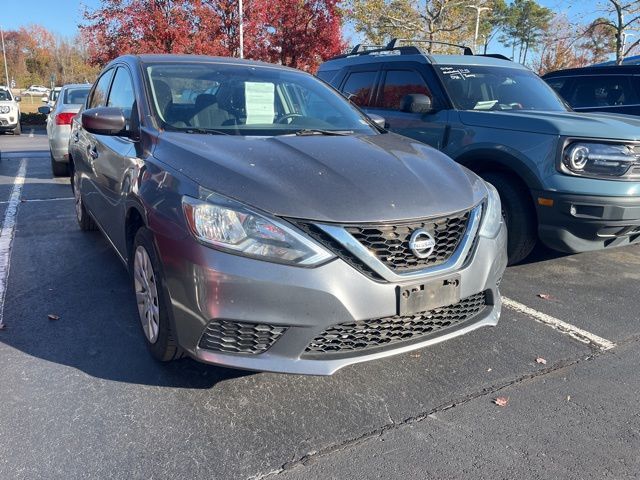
[{"xmin": 2, "ymin": 0, "xmax": 603, "ymax": 54}]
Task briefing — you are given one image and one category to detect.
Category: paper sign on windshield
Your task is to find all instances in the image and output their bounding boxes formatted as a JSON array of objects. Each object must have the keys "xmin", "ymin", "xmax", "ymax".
[{"xmin": 245, "ymin": 82, "xmax": 275, "ymax": 124}]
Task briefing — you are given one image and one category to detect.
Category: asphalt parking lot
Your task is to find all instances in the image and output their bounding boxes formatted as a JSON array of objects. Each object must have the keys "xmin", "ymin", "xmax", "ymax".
[{"xmin": 1, "ymin": 130, "xmax": 639, "ymax": 479}]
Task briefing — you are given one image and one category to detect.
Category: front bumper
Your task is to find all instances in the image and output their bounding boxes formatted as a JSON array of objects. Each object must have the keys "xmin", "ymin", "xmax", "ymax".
[
  {"xmin": 154, "ymin": 223, "xmax": 507, "ymax": 375},
  {"xmin": 535, "ymin": 190, "xmax": 640, "ymax": 252},
  {"xmin": 0, "ymin": 115, "xmax": 18, "ymax": 130}
]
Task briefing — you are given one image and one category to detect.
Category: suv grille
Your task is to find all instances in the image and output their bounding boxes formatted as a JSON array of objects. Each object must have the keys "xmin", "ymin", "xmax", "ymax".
[
  {"xmin": 198, "ymin": 320, "xmax": 286, "ymax": 355},
  {"xmin": 345, "ymin": 210, "xmax": 471, "ymax": 273},
  {"xmin": 304, "ymin": 292, "xmax": 487, "ymax": 355}
]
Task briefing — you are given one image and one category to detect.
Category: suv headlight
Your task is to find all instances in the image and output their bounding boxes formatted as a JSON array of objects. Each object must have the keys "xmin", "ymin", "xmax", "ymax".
[
  {"xmin": 479, "ymin": 181, "xmax": 502, "ymax": 238},
  {"xmin": 562, "ymin": 142, "xmax": 639, "ymax": 178},
  {"xmin": 0, "ymin": 106, "xmax": 10, "ymax": 114},
  {"xmin": 182, "ymin": 191, "xmax": 333, "ymax": 266}
]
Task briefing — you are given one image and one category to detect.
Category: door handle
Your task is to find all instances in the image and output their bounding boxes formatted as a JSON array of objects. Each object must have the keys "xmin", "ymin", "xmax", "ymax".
[{"xmin": 88, "ymin": 145, "xmax": 99, "ymax": 160}]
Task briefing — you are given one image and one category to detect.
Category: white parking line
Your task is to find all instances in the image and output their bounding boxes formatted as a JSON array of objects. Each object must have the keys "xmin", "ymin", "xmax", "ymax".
[
  {"xmin": 502, "ymin": 296, "xmax": 616, "ymax": 351},
  {"xmin": 0, "ymin": 197, "xmax": 73, "ymax": 204},
  {"xmin": 0, "ymin": 159, "xmax": 27, "ymax": 329},
  {"xmin": 28, "ymin": 129, "xmax": 35, "ymax": 138}
]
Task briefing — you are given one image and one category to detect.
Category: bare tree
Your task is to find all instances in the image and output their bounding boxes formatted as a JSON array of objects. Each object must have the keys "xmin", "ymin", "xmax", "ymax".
[{"xmin": 594, "ymin": 0, "xmax": 640, "ymax": 64}]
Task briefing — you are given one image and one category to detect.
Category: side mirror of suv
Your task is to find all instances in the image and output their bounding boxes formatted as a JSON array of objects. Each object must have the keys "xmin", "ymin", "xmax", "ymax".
[
  {"xmin": 82, "ymin": 107, "xmax": 128, "ymax": 136},
  {"xmin": 400, "ymin": 94, "xmax": 433, "ymax": 114},
  {"xmin": 14, "ymin": 96, "xmax": 21, "ymax": 102},
  {"xmin": 38, "ymin": 106, "xmax": 51, "ymax": 115},
  {"xmin": 367, "ymin": 113, "xmax": 387, "ymax": 129}
]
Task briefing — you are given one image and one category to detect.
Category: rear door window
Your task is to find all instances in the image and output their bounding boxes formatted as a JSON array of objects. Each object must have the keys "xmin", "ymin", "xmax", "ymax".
[
  {"xmin": 379, "ymin": 70, "xmax": 432, "ymax": 110},
  {"xmin": 566, "ymin": 75, "xmax": 639, "ymax": 108},
  {"xmin": 341, "ymin": 71, "xmax": 377, "ymax": 107}
]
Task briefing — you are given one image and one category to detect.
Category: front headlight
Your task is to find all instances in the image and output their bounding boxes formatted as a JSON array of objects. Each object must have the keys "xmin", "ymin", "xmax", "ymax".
[
  {"xmin": 562, "ymin": 142, "xmax": 639, "ymax": 178},
  {"xmin": 0, "ymin": 106, "xmax": 10, "ymax": 114},
  {"xmin": 479, "ymin": 181, "xmax": 502, "ymax": 238},
  {"xmin": 182, "ymin": 192, "xmax": 333, "ymax": 266}
]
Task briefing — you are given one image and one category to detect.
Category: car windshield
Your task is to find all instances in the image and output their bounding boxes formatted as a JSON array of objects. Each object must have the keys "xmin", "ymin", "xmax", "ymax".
[
  {"xmin": 0, "ymin": 89, "xmax": 12, "ymax": 101},
  {"xmin": 63, "ymin": 87, "xmax": 89, "ymax": 105},
  {"xmin": 145, "ymin": 62, "xmax": 378, "ymax": 136},
  {"xmin": 436, "ymin": 64, "xmax": 567, "ymax": 112}
]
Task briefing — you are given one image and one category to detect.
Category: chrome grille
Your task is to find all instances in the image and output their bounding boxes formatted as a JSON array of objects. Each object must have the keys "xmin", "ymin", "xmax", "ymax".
[
  {"xmin": 304, "ymin": 292, "xmax": 487, "ymax": 355},
  {"xmin": 198, "ymin": 320, "xmax": 286, "ymax": 355}
]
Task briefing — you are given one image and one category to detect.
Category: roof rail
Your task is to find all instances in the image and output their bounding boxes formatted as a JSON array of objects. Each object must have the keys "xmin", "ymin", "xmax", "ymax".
[
  {"xmin": 328, "ymin": 44, "xmax": 423, "ymax": 61},
  {"xmin": 386, "ymin": 38, "xmax": 474, "ymax": 56},
  {"xmin": 349, "ymin": 43, "xmax": 386, "ymax": 54},
  {"xmin": 478, "ymin": 53, "xmax": 512, "ymax": 61}
]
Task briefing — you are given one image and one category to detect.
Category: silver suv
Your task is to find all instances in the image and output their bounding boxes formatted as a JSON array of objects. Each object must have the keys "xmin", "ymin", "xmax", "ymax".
[
  {"xmin": 69, "ymin": 55, "xmax": 507, "ymax": 375},
  {"xmin": 0, "ymin": 87, "xmax": 21, "ymax": 135}
]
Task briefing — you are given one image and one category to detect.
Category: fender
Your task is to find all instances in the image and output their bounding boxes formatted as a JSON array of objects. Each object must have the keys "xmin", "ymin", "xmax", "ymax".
[{"xmin": 453, "ymin": 146, "xmax": 544, "ymax": 191}]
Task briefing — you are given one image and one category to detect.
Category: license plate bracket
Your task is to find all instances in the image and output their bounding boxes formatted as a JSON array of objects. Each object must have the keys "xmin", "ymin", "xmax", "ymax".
[{"xmin": 397, "ymin": 275, "xmax": 461, "ymax": 316}]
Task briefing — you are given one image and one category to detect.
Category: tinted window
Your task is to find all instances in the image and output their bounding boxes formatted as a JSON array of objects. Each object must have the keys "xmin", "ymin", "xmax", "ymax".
[
  {"xmin": 316, "ymin": 69, "xmax": 339, "ymax": 84},
  {"xmin": 89, "ymin": 69, "xmax": 115, "ymax": 108},
  {"xmin": 379, "ymin": 70, "xmax": 431, "ymax": 110},
  {"xmin": 107, "ymin": 68, "xmax": 136, "ymax": 120},
  {"xmin": 63, "ymin": 87, "xmax": 90, "ymax": 105},
  {"xmin": 0, "ymin": 89, "xmax": 12, "ymax": 101},
  {"xmin": 342, "ymin": 71, "xmax": 377, "ymax": 107},
  {"xmin": 566, "ymin": 75, "xmax": 638, "ymax": 108},
  {"xmin": 545, "ymin": 77, "xmax": 567, "ymax": 94}
]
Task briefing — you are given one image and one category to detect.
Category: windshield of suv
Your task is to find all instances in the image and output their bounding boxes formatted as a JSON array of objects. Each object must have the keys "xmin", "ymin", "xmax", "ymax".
[
  {"xmin": 436, "ymin": 65, "xmax": 567, "ymax": 112},
  {"xmin": 145, "ymin": 62, "xmax": 378, "ymax": 136},
  {"xmin": 63, "ymin": 87, "xmax": 90, "ymax": 105},
  {"xmin": 0, "ymin": 89, "xmax": 13, "ymax": 101}
]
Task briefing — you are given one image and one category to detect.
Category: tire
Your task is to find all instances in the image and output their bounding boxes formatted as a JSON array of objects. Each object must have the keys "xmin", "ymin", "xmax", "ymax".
[
  {"xmin": 72, "ymin": 169, "xmax": 98, "ymax": 231},
  {"xmin": 13, "ymin": 122, "xmax": 21, "ymax": 135},
  {"xmin": 482, "ymin": 172, "xmax": 537, "ymax": 265},
  {"xmin": 51, "ymin": 153, "xmax": 70, "ymax": 177},
  {"xmin": 132, "ymin": 227, "xmax": 183, "ymax": 362}
]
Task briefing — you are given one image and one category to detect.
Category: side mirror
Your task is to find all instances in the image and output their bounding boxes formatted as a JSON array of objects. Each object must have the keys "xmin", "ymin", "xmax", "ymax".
[
  {"xmin": 38, "ymin": 106, "xmax": 52, "ymax": 115},
  {"xmin": 367, "ymin": 113, "xmax": 387, "ymax": 129},
  {"xmin": 400, "ymin": 94, "xmax": 433, "ymax": 114},
  {"xmin": 82, "ymin": 107, "xmax": 127, "ymax": 136},
  {"xmin": 14, "ymin": 96, "xmax": 21, "ymax": 102}
]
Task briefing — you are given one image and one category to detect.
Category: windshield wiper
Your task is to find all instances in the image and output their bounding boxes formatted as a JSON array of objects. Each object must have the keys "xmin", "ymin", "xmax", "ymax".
[
  {"xmin": 294, "ymin": 129, "xmax": 353, "ymax": 136},
  {"xmin": 183, "ymin": 127, "xmax": 232, "ymax": 135}
]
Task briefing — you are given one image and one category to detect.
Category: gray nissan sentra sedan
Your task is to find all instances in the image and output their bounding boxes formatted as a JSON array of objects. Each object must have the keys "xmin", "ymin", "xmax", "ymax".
[{"xmin": 68, "ymin": 54, "xmax": 507, "ymax": 375}]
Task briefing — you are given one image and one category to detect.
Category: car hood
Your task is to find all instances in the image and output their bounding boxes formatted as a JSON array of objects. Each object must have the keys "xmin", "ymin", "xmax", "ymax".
[
  {"xmin": 153, "ymin": 132, "xmax": 486, "ymax": 223},
  {"xmin": 459, "ymin": 110, "xmax": 640, "ymax": 141}
]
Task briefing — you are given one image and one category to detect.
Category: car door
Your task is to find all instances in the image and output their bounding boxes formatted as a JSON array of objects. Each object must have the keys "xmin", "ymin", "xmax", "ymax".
[
  {"xmin": 75, "ymin": 68, "xmax": 115, "ymax": 217},
  {"xmin": 90, "ymin": 66, "xmax": 139, "ymax": 254},
  {"xmin": 366, "ymin": 64, "xmax": 450, "ymax": 149}
]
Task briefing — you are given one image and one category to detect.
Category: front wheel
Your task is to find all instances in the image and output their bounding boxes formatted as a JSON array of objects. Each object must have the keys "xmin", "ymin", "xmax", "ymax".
[
  {"xmin": 482, "ymin": 172, "xmax": 537, "ymax": 265},
  {"xmin": 132, "ymin": 227, "xmax": 182, "ymax": 362},
  {"xmin": 13, "ymin": 122, "xmax": 21, "ymax": 135}
]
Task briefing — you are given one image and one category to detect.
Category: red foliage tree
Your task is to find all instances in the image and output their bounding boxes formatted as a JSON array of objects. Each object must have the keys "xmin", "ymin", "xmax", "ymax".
[{"xmin": 81, "ymin": 0, "xmax": 345, "ymax": 71}]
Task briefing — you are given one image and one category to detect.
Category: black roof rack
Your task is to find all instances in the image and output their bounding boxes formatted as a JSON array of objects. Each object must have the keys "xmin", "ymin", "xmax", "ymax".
[
  {"xmin": 386, "ymin": 38, "xmax": 474, "ymax": 56},
  {"xmin": 349, "ymin": 43, "xmax": 386, "ymax": 54}
]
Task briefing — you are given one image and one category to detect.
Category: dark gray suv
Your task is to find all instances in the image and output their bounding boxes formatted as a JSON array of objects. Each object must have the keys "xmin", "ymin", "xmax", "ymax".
[
  {"xmin": 68, "ymin": 54, "xmax": 506, "ymax": 375},
  {"xmin": 319, "ymin": 41, "xmax": 640, "ymax": 264}
]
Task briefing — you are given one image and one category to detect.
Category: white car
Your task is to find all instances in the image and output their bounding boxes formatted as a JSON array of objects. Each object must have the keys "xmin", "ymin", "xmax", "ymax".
[
  {"xmin": 0, "ymin": 87, "xmax": 21, "ymax": 135},
  {"xmin": 22, "ymin": 85, "xmax": 49, "ymax": 96},
  {"xmin": 43, "ymin": 87, "xmax": 62, "ymax": 106}
]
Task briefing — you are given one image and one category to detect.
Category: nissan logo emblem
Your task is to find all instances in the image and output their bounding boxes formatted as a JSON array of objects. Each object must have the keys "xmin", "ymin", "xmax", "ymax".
[{"xmin": 409, "ymin": 229, "xmax": 436, "ymax": 259}]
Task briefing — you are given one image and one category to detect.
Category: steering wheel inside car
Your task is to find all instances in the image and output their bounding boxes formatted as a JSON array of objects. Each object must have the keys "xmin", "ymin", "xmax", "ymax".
[{"xmin": 277, "ymin": 113, "xmax": 304, "ymax": 124}]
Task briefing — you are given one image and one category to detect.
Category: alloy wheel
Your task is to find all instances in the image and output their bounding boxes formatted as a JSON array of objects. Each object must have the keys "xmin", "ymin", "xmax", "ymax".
[{"xmin": 134, "ymin": 245, "xmax": 160, "ymax": 344}]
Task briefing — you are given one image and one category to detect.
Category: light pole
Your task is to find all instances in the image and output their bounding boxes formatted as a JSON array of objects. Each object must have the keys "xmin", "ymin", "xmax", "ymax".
[
  {"xmin": 466, "ymin": 5, "xmax": 490, "ymax": 53},
  {"xmin": 0, "ymin": 25, "xmax": 9, "ymax": 88},
  {"xmin": 239, "ymin": 0, "xmax": 244, "ymax": 59}
]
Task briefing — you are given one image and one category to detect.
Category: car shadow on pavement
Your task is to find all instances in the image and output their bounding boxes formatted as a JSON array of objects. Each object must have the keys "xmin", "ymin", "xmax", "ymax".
[
  {"xmin": 516, "ymin": 242, "xmax": 569, "ymax": 265},
  {"xmin": 0, "ymin": 225, "xmax": 252, "ymax": 390}
]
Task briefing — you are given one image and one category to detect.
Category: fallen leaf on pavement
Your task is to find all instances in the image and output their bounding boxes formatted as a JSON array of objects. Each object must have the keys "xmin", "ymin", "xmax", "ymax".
[
  {"xmin": 535, "ymin": 357, "xmax": 547, "ymax": 365},
  {"xmin": 537, "ymin": 293, "xmax": 553, "ymax": 300},
  {"xmin": 567, "ymin": 395, "xmax": 571, "ymax": 401},
  {"xmin": 47, "ymin": 314, "xmax": 60, "ymax": 321},
  {"xmin": 493, "ymin": 396, "xmax": 509, "ymax": 407},
  {"xmin": 487, "ymin": 368, "xmax": 492, "ymax": 372},
  {"xmin": 409, "ymin": 353, "xmax": 420, "ymax": 358}
]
